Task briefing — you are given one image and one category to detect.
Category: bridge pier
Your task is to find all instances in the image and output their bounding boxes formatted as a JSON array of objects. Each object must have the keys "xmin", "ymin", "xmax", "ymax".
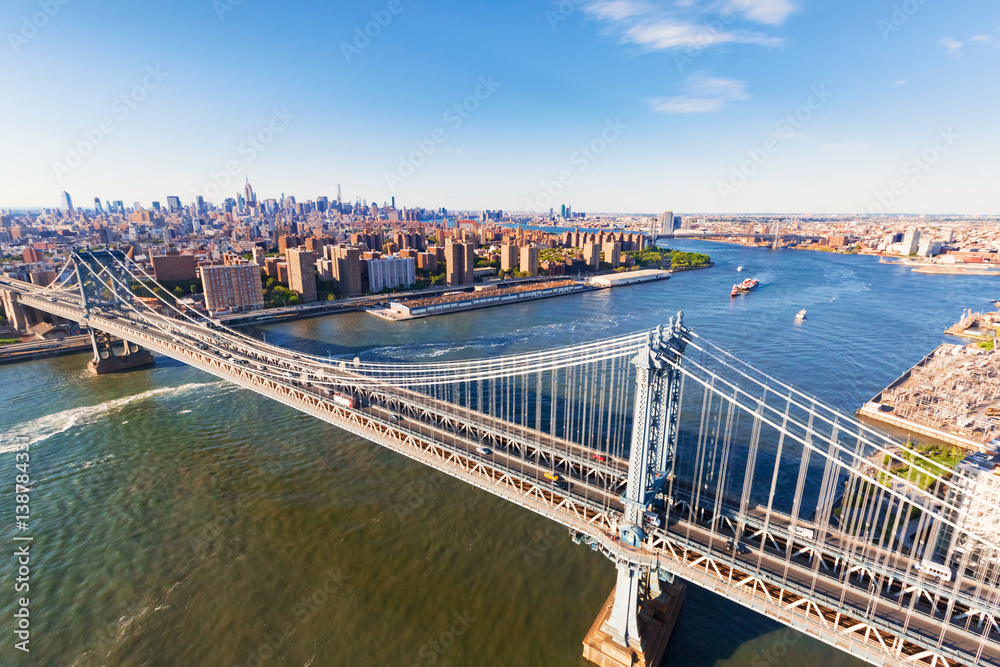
[
  {"xmin": 87, "ymin": 330, "xmax": 155, "ymax": 375},
  {"xmin": 1, "ymin": 289, "xmax": 31, "ymax": 332},
  {"xmin": 583, "ymin": 573, "xmax": 686, "ymax": 667}
]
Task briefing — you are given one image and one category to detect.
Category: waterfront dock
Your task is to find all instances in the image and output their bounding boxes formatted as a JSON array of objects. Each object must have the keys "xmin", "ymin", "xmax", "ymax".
[
  {"xmin": 857, "ymin": 342, "xmax": 1000, "ymax": 451},
  {"xmin": 368, "ymin": 280, "xmax": 594, "ymax": 321},
  {"xmin": 369, "ymin": 270, "xmax": 671, "ymax": 322},
  {"xmin": 0, "ymin": 334, "xmax": 92, "ymax": 365}
]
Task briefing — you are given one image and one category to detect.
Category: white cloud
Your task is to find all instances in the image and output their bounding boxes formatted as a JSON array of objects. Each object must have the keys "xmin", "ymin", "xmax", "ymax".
[
  {"xmin": 583, "ymin": 0, "xmax": 652, "ymax": 21},
  {"xmin": 893, "ymin": 79, "xmax": 906, "ymax": 85},
  {"xmin": 649, "ymin": 74, "xmax": 749, "ymax": 113},
  {"xmin": 969, "ymin": 34, "xmax": 991, "ymax": 43},
  {"xmin": 727, "ymin": 0, "xmax": 797, "ymax": 25},
  {"xmin": 624, "ymin": 19, "xmax": 782, "ymax": 49},
  {"xmin": 580, "ymin": 0, "xmax": 786, "ymax": 53},
  {"xmin": 941, "ymin": 37, "xmax": 963, "ymax": 54}
]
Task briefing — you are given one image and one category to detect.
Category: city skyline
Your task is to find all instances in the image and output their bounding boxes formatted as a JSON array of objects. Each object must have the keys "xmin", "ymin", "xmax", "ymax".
[{"xmin": 3, "ymin": 1, "xmax": 999, "ymax": 214}]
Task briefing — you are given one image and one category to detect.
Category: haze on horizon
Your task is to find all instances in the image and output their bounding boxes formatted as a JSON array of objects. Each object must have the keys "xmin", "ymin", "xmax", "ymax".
[{"xmin": 2, "ymin": 0, "xmax": 998, "ymax": 215}]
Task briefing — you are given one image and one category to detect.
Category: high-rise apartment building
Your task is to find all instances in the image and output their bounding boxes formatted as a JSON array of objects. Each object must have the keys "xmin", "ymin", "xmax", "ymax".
[
  {"xmin": 60, "ymin": 191, "xmax": 73, "ymax": 212},
  {"xmin": 201, "ymin": 262, "xmax": 264, "ymax": 313},
  {"xmin": 902, "ymin": 229, "xmax": 921, "ymax": 256},
  {"xmin": 602, "ymin": 241, "xmax": 621, "ymax": 268},
  {"xmin": 286, "ymin": 248, "xmax": 317, "ymax": 302},
  {"xmin": 251, "ymin": 246, "xmax": 266, "ymax": 267},
  {"xmin": 368, "ymin": 256, "xmax": 416, "ymax": 292},
  {"xmin": 519, "ymin": 245, "xmax": 539, "ymax": 276},
  {"xmin": 444, "ymin": 241, "xmax": 475, "ymax": 286},
  {"xmin": 326, "ymin": 245, "xmax": 363, "ymax": 297},
  {"xmin": 500, "ymin": 244, "xmax": 518, "ymax": 273},
  {"xmin": 151, "ymin": 250, "xmax": 197, "ymax": 282},
  {"xmin": 583, "ymin": 243, "xmax": 600, "ymax": 270}
]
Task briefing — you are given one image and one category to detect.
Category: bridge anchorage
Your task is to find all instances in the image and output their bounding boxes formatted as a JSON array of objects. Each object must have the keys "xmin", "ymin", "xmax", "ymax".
[{"xmin": 7, "ymin": 251, "xmax": 1000, "ymax": 667}]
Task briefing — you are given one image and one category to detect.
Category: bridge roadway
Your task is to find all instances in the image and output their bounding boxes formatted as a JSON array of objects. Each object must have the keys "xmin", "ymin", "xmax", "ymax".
[{"xmin": 9, "ymin": 285, "xmax": 1000, "ymax": 666}]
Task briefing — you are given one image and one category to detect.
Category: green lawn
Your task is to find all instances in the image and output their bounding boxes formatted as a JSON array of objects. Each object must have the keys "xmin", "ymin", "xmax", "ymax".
[{"xmin": 879, "ymin": 442, "xmax": 964, "ymax": 491}]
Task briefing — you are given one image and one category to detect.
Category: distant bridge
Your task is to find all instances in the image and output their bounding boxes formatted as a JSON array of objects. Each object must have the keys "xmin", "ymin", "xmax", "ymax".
[
  {"xmin": 651, "ymin": 231, "xmax": 825, "ymax": 245},
  {"xmin": 3, "ymin": 251, "xmax": 999, "ymax": 667}
]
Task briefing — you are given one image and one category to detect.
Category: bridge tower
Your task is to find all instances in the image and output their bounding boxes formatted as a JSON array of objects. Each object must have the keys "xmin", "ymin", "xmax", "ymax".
[
  {"xmin": 73, "ymin": 251, "xmax": 155, "ymax": 375},
  {"xmin": 584, "ymin": 314, "xmax": 687, "ymax": 667}
]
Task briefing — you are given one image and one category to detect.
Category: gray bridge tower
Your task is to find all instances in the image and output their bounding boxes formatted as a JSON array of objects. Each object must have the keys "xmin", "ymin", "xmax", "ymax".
[
  {"xmin": 587, "ymin": 314, "xmax": 687, "ymax": 664},
  {"xmin": 74, "ymin": 251, "xmax": 155, "ymax": 374}
]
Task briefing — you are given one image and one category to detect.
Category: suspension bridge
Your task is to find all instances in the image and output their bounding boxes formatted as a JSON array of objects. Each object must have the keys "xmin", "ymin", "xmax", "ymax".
[{"xmin": 3, "ymin": 250, "xmax": 1000, "ymax": 667}]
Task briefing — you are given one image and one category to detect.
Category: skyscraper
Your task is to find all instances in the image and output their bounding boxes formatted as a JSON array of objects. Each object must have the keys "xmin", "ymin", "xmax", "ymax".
[
  {"xmin": 244, "ymin": 179, "xmax": 257, "ymax": 207},
  {"xmin": 166, "ymin": 195, "xmax": 182, "ymax": 212},
  {"xmin": 901, "ymin": 229, "xmax": 921, "ymax": 255},
  {"xmin": 60, "ymin": 191, "xmax": 73, "ymax": 212},
  {"xmin": 286, "ymin": 248, "xmax": 317, "ymax": 302},
  {"xmin": 656, "ymin": 211, "xmax": 674, "ymax": 235},
  {"xmin": 93, "ymin": 197, "xmax": 103, "ymax": 214}
]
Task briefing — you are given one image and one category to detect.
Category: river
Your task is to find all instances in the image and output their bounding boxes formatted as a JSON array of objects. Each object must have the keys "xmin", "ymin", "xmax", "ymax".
[{"xmin": 1, "ymin": 240, "xmax": 995, "ymax": 666}]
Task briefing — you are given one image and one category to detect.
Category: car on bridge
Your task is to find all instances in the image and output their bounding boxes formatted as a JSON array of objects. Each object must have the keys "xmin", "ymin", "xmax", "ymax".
[{"xmin": 476, "ymin": 446, "xmax": 492, "ymax": 455}]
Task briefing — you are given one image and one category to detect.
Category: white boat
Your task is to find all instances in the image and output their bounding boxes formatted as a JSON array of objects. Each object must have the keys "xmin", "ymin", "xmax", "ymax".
[
  {"xmin": 795, "ymin": 309, "xmax": 807, "ymax": 321},
  {"xmin": 736, "ymin": 266, "xmax": 743, "ymax": 272}
]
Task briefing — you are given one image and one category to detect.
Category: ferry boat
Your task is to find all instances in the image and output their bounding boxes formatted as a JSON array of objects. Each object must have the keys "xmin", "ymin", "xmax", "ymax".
[
  {"xmin": 730, "ymin": 278, "xmax": 760, "ymax": 298},
  {"xmin": 736, "ymin": 266, "xmax": 744, "ymax": 272},
  {"xmin": 795, "ymin": 309, "xmax": 807, "ymax": 321}
]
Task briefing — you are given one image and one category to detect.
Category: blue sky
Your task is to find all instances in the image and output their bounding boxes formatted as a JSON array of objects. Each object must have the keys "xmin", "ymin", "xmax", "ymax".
[{"xmin": 1, "ymin": 0, "xmax": 998, "ymax": 214}]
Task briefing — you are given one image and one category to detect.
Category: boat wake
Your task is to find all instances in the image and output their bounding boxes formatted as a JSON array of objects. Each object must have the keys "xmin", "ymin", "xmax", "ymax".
[{"xmin": 1, "ymin": 382, "xmax": 226, "ymax": 454}]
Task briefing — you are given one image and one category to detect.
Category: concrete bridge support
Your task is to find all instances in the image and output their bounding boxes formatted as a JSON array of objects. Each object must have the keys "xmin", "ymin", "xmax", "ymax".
[
  {"xmin": 1, "ymin": 289, "xmax": 31, "ymax": 332},
  {"xmin": 87, "ymin": 330, "xmax": 155, "ymax": 375}
]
